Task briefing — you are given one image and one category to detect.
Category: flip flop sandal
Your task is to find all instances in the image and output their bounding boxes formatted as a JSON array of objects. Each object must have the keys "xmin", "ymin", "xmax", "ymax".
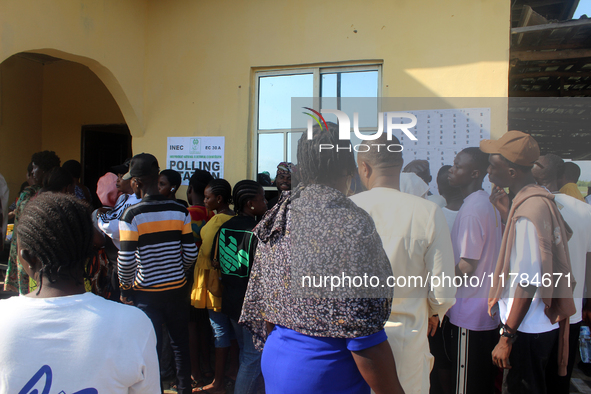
[
  {"xmin": 191, "ymin": 380, "xmax": 205, "ymax": 389},
  {"xmin": 192, "ymin": 386, "xmax": 226, "ymax": 394}
]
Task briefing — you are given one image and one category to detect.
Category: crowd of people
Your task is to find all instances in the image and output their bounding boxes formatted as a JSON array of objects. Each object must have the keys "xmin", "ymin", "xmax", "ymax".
[{"xmin": 0, "ymin": 123, "xmax": 590, "ymax": 394}]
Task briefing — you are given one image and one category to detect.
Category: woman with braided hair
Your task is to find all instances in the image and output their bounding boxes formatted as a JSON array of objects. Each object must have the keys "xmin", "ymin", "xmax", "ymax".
[
  {"xmin": 239, "ymin": 122, "xmax": 404, "ymax": 394},
  {"xmin": 0, "ymin": 193, "xmax": 160, "ymax": 393}
]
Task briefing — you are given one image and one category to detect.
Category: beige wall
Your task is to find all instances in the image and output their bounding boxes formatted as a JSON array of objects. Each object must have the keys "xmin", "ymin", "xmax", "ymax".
[
  {"xmin": 140, "ymin": 0, "xmax": 509, "ymax": 185},
  {"xmin": 41, "ymin": 60, "xmax": 125, "ymax": 164},
  {"xmin": 0, "ymin": 0, "xmax": 147, "ymax": 135},
  {"xmin": 1, "ymin": 0, "xmax": 510, "ymax": 191},
  {"xmin": 0, "ymin": 56, "xmax": 43, "ymax": 203}
]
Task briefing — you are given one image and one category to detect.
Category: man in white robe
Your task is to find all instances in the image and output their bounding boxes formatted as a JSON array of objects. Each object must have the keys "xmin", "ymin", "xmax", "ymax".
[{"xmin": 350, "ymin": 134, "xmax": 456, "ymax": 394}]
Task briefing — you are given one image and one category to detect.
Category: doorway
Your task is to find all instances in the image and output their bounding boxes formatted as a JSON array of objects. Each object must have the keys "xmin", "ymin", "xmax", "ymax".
[{"xmin": 81, "ymin": 124, "xmax": 132, "ymax": 207}]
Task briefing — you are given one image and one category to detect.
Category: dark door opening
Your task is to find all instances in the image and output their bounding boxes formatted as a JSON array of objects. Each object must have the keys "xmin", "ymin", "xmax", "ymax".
[{"xmin": 81, "ymin": 124, "xmax": 132, "ymax": 207}]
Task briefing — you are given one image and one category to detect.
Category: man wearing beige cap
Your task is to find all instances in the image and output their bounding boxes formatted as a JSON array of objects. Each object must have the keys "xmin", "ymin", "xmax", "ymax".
[{"xmin": 481, "ymin": 130, "xmax": 575, "ymax": 393}]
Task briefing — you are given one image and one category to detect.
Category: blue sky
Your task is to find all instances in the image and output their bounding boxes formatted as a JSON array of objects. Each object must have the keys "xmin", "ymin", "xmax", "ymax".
[{"xmin": 574, "ymin": 0, "xmax": 591, "ymax": 18}]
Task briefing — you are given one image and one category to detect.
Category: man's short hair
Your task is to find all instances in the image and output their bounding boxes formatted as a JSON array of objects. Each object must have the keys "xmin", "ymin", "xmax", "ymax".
[
  {"xmin": 461, "ymin": 147, "xmax": 489, "ymax": 177},
  {"xmin": 357, "ymin": 133, "xmax": 403, "ymax": 169},
  {"xmin": 160, "ymin": 169, "xmax": 182, "ymax": 189},
  {"xmin": 436, "ymin": 165, "xmax": 456, "ymax": 198},
  {"xmin": 563, "ymin": 161, "xmax": 581, "ymax": 183},
  {"xmin": 539, "ymin": 154, "xmax": 565, "ymax": 182}
]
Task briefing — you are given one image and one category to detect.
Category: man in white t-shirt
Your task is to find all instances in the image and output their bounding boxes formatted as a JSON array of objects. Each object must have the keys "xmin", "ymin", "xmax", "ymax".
[
  {"xmin": 351, "ymin": 134, "xmax": 456, "ymax": 394},
  {"xmin": 532, "ymin": 153, "xmax": 591, "ymax": 393},
  {"xmin": 482, "ymin": 131, "xmax": 575, "ymax": 393},
  {"xmin": 440, "ymin": 147, "xmax": 502, "ymax": 394}
]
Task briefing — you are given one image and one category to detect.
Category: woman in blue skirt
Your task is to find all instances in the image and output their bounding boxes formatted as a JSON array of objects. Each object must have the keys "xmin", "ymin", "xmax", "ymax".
[{"xmin": 240, "ymin": 121, "xmax": 405, "ymax": 394}]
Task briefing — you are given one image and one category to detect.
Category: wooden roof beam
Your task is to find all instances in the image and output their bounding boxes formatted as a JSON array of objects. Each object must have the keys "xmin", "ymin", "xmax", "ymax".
[
  {"xmin": 511, "ymin": 49, "xmax": 591, "ymax": 61},
  {"xmin": 510, "ymin": 71, "xmax": 591, "ymax": 78},
  {"xmin": 514, "ymin": 42, "xmax": 591, "ymax": 51},
  {"xmin": 511, "ymin": 18, "xmax": 591, "ymax": 34},
  {"xmin": 511, "ymin": 88, "xmax": 591, "ymax": 96},
  {"xmin": 561, "ymin": 0, "xmax": 581, "ymax": 21}
]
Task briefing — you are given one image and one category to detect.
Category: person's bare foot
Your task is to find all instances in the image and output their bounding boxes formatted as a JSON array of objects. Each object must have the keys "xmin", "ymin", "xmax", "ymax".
[{"xmin": 192, "ymin": 380, "xmax": 226, "ymax": 394}]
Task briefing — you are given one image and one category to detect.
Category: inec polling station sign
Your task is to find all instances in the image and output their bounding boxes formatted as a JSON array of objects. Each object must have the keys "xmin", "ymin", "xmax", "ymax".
[{"xmin": 166, "ymin": 137, "xmax": 225, "ymax": 184}]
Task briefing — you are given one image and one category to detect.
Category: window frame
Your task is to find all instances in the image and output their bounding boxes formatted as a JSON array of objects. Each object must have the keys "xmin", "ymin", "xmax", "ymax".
[{"xmin": 250, "ymin": 62, "xmax": 382, "ymax": 181}]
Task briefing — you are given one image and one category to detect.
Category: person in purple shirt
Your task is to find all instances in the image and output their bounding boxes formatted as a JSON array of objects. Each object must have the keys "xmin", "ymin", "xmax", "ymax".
[{"xmin": 439, "ymin": 147, "xmax": 502, "ymax": 394}]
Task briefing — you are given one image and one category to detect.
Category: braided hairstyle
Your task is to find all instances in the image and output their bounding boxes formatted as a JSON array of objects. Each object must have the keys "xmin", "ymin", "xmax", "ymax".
[
  {"xmin": 16, "ymin": 193, "xmax": 94, "ymax": 291},
  {"xmin": 207, "ymin": 179, "xmax": 233, "ymax": 205},
  {"xmin": 233, "ymin": 180, "xmax": 263, "ymax": 214},
  {"xmin": 297, "ymin": 121, "xmax": 356, "ymax": 185}
]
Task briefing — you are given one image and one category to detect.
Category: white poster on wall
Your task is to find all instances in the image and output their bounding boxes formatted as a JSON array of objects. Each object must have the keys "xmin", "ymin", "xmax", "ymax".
[
  {"xmin": 166, "ymin": 136, "xmax": 225, "ymax": 185},
  {"xmin": 386, "ymin": 108, "xmax": 491, "ymax": 194}
]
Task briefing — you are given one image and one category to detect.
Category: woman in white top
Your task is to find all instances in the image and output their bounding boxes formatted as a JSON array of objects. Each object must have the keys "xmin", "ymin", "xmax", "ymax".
[{"xmin": 0, "ymin": 193, "xmax": 160, "ymax": 394}]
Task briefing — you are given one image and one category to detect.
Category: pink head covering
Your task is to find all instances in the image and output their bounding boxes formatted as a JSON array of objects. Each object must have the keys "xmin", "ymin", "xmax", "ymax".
[{"xmin": 96, "ymin": 172, "xmax": 121, "ymax": 207}]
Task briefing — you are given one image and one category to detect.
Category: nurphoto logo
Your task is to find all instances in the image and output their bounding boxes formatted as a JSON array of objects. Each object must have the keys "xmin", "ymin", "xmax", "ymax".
[{"xmin": 303, "ymin": 107, "xmax": 417, "ymax": 152}]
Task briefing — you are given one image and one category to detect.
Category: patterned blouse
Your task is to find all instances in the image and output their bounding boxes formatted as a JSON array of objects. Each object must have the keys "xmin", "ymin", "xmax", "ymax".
[
  {"xmin": 5, "ymin": 185, "xmax": 41, "ymax": 293},
  {"xmin": 187, "ymin": 205, "xmax": 215, "ymax": 248},
  {"xmin": 239, "ymin": 184, "xmax": 393, "ymax": 348}
]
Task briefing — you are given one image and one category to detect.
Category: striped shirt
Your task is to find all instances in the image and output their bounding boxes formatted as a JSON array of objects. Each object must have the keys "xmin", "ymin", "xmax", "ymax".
[
  {"xmin": 118, "ymin": 195, "xmax": 198, "ymax": 295},
  {"xmin": 98, "ymin": 193, "xmax": 141, "ymax": 249}
]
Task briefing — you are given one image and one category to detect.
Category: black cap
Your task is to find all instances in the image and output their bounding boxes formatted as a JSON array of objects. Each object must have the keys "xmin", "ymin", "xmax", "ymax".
[
  {"xmin": 122, "ymin": 153, "xmax": 160, "ymax": 180},
  {"xmin": 111, "ymin": 158, "xmax": 131, "ymax": 175}
]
